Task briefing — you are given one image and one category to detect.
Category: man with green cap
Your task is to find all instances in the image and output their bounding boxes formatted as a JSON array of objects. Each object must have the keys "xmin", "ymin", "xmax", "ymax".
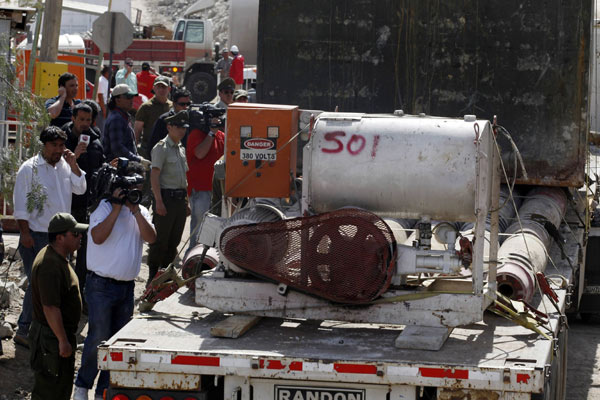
[
  {"xmin": 28, "ymin": 212, "xmax": 88, "ymax": 400},
  {"xmin": 147, "ymin": 110, "xmax": 190, "ymax": 284}
]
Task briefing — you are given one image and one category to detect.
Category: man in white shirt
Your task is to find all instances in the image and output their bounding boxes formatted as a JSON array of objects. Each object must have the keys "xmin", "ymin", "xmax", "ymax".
[
  {"xmin": 115, "ymin": 58, "xmax": 138, "ymax": 95},
  {"xmin": 12, "ymin": 126, "xmax": 86, "ymax": 347},
  {"xmin": 73, "ymin": 161, "xmax": 156, "ymax": 400},
  {"xmin": 96, "ymin": 65, "xmax": 111, "ymax": 136}
]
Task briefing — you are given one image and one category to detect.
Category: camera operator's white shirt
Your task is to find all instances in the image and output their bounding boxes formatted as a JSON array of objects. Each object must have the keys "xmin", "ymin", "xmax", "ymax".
[{"xmin": 86, "ymin": 199, "xmax": 153, "ymax": 281}]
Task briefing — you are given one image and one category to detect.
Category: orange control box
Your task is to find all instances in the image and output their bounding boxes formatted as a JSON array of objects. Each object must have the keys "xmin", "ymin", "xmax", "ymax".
[{"xmin": 225, "ymin": 103, "xmax": 299, "ymax": 198}]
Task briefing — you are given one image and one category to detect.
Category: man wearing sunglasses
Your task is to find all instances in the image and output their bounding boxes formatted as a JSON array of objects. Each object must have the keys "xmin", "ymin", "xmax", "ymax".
[
  {"xmin": 148, "ymin": 88, "xmax": 192, "ymax": 153},
  {"xmin": 115, "ymin": 58, "xmax": 138, "ymax": 97},
  {"xmin": 215, "ymin": 77, "xmax": 235, "ymax": 110},
  {"xmin": 29, "ymin": 212, "xmax": 88, "ymax": 400},
  {"xmin": 103, "ymin": 84, "xmax": 151, "ymax": 170}
]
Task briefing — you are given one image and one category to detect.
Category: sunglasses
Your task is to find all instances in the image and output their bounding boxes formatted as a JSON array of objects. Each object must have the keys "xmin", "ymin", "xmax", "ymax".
[
  {"xmin": 177, "ymin": 102, "xmax": 191, "ymax": 106},
  {"xmin": 126, "ymin": 63, "xmax": 133, "ymax": 66},
  {"xmin": 123, "ymin": 94, "xmax": 135, "ymax": 99},
  {"xmin": 223, "ymin": 90, "xmax": 234, "ymax": 95},
  {"xmin": 68, "ymin": 231, "xmax": 81, "ymax": 237}
]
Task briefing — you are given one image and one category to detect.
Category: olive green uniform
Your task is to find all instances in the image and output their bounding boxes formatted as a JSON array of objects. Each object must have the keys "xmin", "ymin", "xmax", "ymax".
[
  {"xmin": 136, "ymin": 97, "xmax": 173, "ymax": 159},
  {"xmin": 29, "ymin": 245, "xmax": 82, "ymax": 400},
  {"xmin": 148, "ymin": 135, "xmax": 188, "ymax": 281}
]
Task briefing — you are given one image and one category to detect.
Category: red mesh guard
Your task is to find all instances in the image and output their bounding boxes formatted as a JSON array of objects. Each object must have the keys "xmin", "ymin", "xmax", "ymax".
[{"xmin": 220, "ymin": 208, "xmax": 396, "ymax": 304}]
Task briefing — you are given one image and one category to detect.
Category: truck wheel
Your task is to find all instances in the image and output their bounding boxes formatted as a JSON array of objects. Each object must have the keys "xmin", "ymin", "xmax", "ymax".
[{"xmin": 185, "ymin": 72, "xmax": 217, "ymax": 103}]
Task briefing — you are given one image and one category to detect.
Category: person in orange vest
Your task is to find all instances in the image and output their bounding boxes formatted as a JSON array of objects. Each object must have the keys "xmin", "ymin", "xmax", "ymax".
[{"xmin": 136, "ymin": 62, "xmax": 157, "ymax": 99}]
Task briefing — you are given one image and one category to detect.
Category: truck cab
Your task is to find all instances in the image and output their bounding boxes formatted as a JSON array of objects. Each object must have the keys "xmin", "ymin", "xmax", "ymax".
[{"xmin": 172, "ymin": 18, "xmax": 217, "ymax": 103}]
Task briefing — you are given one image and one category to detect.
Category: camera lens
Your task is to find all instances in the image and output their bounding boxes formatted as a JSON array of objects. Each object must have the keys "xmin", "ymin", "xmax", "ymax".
[{"xmin": 127, "ymin": 189, "xmax": 143, "ymax": 205}]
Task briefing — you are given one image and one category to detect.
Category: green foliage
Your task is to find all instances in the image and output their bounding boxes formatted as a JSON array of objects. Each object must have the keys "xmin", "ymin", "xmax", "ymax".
[
  {"xmin": 25, "ymin": 164, "xmax": 47, "ymax": 215},
  {"xmin": 0, "ymin": 30, "xmax": 49, "ymax": 215}
]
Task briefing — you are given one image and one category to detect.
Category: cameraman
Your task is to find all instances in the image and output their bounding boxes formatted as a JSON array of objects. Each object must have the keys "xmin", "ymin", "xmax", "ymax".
[
  {"xmin": 73, "ymin": 161, "xmax": 156, "ymax": 400},
  {"xmin": 186, "ymin": 111, "xmax": 225, "ymax": 252}
]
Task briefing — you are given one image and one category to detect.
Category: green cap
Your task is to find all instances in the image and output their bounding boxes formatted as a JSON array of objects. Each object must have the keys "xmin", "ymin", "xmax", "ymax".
[
  {"xmin": 165, "ymin": 110, "xmax": 189, "ymax": 128},
  {"xmin": 48, "ymin": 212, "xmax": 89, "ymax": 234},
  {"xmin": 218, "ymin": 77, "xmax": 235, "ymax": 91},
  {"xmin": 154, "ymin": 75, "xmax": 170, "ymax": 87}
]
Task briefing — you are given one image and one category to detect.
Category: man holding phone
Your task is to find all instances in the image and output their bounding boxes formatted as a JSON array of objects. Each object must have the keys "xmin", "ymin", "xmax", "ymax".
[
  {"xmin": 46, "ymin": 73, "xmax": 81, "ymax": 128},
  {"xmin": 12, "ymin": 126, "xmax": 86, "ymax": 347},
  {"xmin": 63, "ymin": 103, "xmax": 105, "ymax": 299},
  {"xmin": 115, "ymin": 58, "xmax": 138, "ymax": 96}
]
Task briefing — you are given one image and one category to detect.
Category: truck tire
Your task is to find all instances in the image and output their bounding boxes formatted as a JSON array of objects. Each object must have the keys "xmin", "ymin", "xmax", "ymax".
[{"xmin": 185, "ymin": 71, "xmax": 217, "ymax": 103}]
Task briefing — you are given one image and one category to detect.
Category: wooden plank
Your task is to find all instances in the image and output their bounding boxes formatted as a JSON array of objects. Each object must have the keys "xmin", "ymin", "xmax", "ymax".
[{"xmin": 210, "ymin": 315, "xmax": 262, "ymax": 338}]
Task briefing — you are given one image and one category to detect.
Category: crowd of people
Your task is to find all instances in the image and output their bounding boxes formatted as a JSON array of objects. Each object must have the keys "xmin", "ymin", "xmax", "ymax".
[{"xmin": 12, "ymin": 45, "xmax": 248, "ymax": 399}]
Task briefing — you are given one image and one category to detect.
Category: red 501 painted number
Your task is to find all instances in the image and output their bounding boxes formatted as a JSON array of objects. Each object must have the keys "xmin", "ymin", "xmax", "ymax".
[{"xmin": 322, "ymin": 131, "xmax": 380, "ymax": 158}]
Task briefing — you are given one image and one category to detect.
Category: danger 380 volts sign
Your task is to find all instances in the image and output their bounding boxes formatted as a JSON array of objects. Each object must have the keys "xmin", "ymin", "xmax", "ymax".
[{"xmin": 240, "ymin": 138, "xmax": 277, "ymax": 161}]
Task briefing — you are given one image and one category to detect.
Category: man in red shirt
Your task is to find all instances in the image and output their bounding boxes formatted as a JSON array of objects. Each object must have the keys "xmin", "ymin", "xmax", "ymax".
[
  {"xmin": 229, "ymin": 45, "xmax": 245, "ymax": 89},
  {"xmin": 136, "ymin": 62, "xmax": 157, "ymax": 99},
  {"xmin": 186, "ymin": 118, "xmax": 224, "ymax": 251}
]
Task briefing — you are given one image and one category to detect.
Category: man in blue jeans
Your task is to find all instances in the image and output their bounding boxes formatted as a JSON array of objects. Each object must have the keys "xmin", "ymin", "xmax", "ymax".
[
  {"xmin": 73, "ymin": 161, "xmax": 155, "ymax": 400},
  {"xmin": 12, "ymin": 126, "xmax": 86, "ymax": 347}
]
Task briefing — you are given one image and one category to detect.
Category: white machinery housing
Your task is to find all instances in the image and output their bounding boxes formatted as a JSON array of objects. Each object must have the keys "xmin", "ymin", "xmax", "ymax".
[{"xmin": 196, "ymin": 111, "xmax": 500, "ymax": 349}]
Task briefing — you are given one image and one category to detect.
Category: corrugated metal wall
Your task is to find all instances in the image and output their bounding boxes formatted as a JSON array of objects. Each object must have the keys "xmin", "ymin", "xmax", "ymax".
[{"xmin": 257, "ymin": 1, "xmax": 592, "ymax": 186}]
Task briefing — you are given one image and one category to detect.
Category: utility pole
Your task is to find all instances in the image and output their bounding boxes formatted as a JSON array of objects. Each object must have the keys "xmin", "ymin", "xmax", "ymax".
[{"xmin": 39, "ymin": 0, "xmax": 63, "ymax": 62}]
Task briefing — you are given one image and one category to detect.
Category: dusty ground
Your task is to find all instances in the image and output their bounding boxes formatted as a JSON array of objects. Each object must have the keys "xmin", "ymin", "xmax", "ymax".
[{"xmin": 0, "ymin": 217, "xmax": 192, "ymax": 400}]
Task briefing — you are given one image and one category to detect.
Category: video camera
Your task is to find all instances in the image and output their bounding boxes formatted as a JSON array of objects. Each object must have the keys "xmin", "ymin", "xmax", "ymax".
[
  {"xmin": 90, "ymin": 157, "xmax": 144, "ymax": 206},
  {"xmin": 188, "ymin": 103, "xmax": 227, "ymax": 132}
]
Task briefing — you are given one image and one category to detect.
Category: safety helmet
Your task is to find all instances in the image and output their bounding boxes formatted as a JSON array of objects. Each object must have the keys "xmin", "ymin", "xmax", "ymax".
[{"xmin": 230, "ymin": 45, "xmax": 239, "ymax": 53}]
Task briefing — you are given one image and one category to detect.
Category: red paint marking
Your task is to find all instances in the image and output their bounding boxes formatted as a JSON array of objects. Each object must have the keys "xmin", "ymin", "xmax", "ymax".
[
  {"xmin": 322, "ymin": 131, "xmax": 346, "ymax": 153},
  {"xmin": 103, "ymin": 355, "xmax": 107, "ymax": 362},
  {"xmin": 516, "ymin": 373, "xmax": 531, "ymax": 384},
  {"xmin": 334, "ymin": 363, "xmax": 377, "ymax": 374},
  {"xmin": 171, "ymin": 355, "xmax": 220, "ymax": 366},
  {"xmin": 110, "ymin": 352, "xmax": 123, "ymax": 362},
  {"xmin": 258, "ymin": 359, "xmax": 302, "ymax": 371},
  {"xmin": 371, "ymin": 134, "xmax": 380, "ymax": 158},
  {"xmin": 419, "ymin": 367, "xmax": 468, "ymax": 380},
  {"xmin": 347, "ymin": 134, "xmax": 366, "ymax": 155},
  {"xmin": 289, "ymin": 361, "xmax": 303, "ymax": 371},
  {"xmin": 266, "ymin": 360, "xmax": 285, "ymax": 370}
]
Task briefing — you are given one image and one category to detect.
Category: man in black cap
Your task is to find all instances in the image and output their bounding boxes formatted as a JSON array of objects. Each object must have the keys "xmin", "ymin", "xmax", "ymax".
[
  {"xmin": 29, "ymin": 212, "xmax": 88, "ymax": 400},
  {"xmin": 147, "ymin": 110, "xmax": 190, "ymax": 284},
  {"xmin": 215, "ymin": 77, "xmax": 235, "ymax": 109}
]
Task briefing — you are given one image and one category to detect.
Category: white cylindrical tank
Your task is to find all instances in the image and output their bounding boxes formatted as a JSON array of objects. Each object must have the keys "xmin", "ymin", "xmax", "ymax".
[{"xmin": 302, "ymin": 113, "xmax": 493, "ymax": 221}]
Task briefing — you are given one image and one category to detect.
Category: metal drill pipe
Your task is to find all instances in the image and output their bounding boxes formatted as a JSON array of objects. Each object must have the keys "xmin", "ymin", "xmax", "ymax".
[{"xmin": 496, "ymin": 187, "xmax": 567, "ymax": 302}]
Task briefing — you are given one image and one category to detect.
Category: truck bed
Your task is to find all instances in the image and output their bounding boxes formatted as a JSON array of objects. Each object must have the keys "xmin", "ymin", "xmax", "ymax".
[
  {"xmin": 112, "ymin": 287, "xmax": 564, "ymax": 367},
  {"xmin": 99, "ymin": 220, "xmax": 578, "ymax": 394}
]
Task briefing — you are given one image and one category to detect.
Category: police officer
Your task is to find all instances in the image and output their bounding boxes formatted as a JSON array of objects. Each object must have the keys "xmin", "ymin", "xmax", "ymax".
[{"xmin": 147, "ymin": 111, "xmax": 190, "ymax": 284}]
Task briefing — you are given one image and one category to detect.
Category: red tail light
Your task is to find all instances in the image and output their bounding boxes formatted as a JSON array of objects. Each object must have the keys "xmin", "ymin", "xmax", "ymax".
[{"xmin": 111, "ymin": 395, "xmax": 129, "ymax": 400}]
